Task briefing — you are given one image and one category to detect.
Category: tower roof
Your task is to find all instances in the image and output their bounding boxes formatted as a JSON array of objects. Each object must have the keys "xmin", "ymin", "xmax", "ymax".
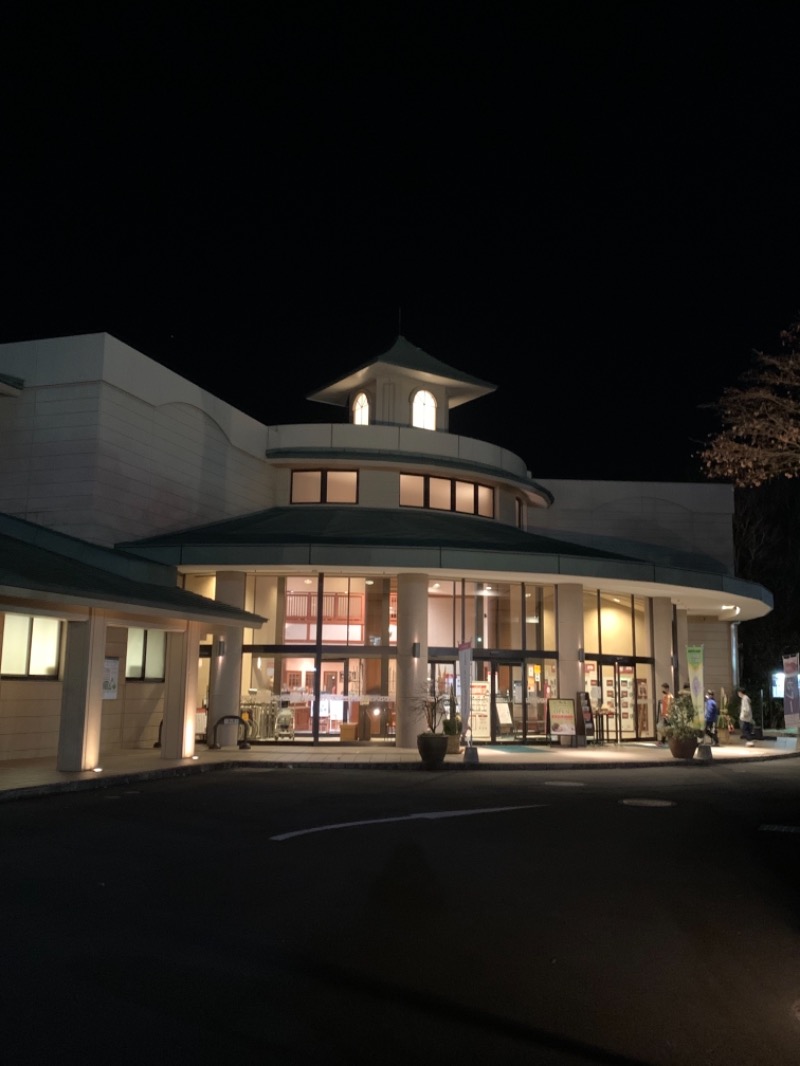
[{"xmin": 306, "ymin": 335, "xmax": 496, "ymax": 409}]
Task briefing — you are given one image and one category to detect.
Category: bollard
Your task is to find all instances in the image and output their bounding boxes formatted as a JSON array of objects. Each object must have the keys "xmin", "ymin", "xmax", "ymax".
[{"xmin": 695, "ymin": 744, "xmax": 713, "ymax": 762}]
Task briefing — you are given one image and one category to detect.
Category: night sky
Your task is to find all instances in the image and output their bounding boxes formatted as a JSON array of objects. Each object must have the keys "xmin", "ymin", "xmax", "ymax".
[{"xmin": 2, "ymin": 3, "xmax": 799, "ymax": 482}]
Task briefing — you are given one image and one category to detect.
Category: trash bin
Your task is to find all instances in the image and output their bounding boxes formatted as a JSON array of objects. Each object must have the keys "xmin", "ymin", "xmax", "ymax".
[{"xmin": 217, "ymin": 718, "xmax": 240, "ymax": 748}]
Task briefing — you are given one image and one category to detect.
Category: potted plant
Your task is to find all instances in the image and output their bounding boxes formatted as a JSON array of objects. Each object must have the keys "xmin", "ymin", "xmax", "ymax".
[
  {"xmin": 415, "ymin": 690, "xmax": 450, "ymax": 769},
  {"xmin": 717, "ymin": 687, "xmax": 734, "ymax": 744},
  {"xmin": 665, "ymin": 687, "xmax": 699, "ymax": 759},
  {"xmin": 442, "ymin": 684, "xmax": 462, "ymax": 753}
]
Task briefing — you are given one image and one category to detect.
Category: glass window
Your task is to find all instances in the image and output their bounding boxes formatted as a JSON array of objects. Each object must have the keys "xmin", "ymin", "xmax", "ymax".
[
  {"xmin": 400, "ymin": 473, "xmax": 493, "ymax": 517},
  {"xmin": 291, "ymin": 471, "xmax": 357, "ymax": 504},
  {"xmin": 126, "ymin": 629, "xmax": 166, "ymax": 680},
  {"xmin": 633, "ymin": 596, "xmax": 652, "ymax": 656},
  {"xmin": 1, "ymin": 614, "xmax": 62, "ymax": 677},
  {"xmin": 524, "ymin": 584, "xmax": 552, "ymax": 652},
  {"xmin": 291, "ymin": 470, "xmax": 322, "ymax": 503},
  {"xmin": 400, "ymin": 474, "xmax": 425, "ymax": 507},
  {"xmin": 428, "ymin": 580, "xmax": 457, "ymax": 647},
  {"xmin": 477, "ymin": 485, "xmax": 494, "ymax": 518},
  {"xmin": 482, "ymin": 582, "xmax": 522, "ymax": 650},
  {"xmin": 583, "ymin": 590, "xmax": 600, "ymax": 655},
  {"xmin": 599, "ymin": 592, "xmax": 634, "ymax": 656},
  {"xmin": 429, "ymin": 477, "xmax": 451, "ymax": 510},
  {"xmin": 325, "ymin": 471, "xmax": 358, "ymax": 504},
  {"xmin": 29, "ymin": 618, "xmax": 61, "ymax": 676},
  {"xmin": 455, "ymin": 481, "xmax": 474, "ymax": 513},
  {"xmin": 353, "ymin": 392, "xmax": 370, "ymax": 425},
  {"xmin": 412, "ymin": 389, "xmax": 436, "ymax": 430}
]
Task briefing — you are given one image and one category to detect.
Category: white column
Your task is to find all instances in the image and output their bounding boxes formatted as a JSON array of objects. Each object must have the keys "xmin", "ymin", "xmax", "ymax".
[
  {"xmin": 395, "ymin": 573, "xmax": 429, "ymax": 749},
  {"xmin": 556, "ymin": 584, "xmax": 584, "ymax": 704},
  {"xmin": 653, "ymin": 597, "xmax": 676, "ymax": 688},
  {"xmin": 161, "ymin": 622, "xmax": 203, "ymax": 760},
  {"xmin": 208, "ymin": 572, "xmax": 246, "ymax": 742},
  {"xmin": 57, "ymin": 614, "xmax": 107, "ymax": 771}
]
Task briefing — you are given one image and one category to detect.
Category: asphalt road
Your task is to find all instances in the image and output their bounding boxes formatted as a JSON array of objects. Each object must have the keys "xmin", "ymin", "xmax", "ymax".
[{"xmin": 3, "ymin": 763, "xmax": 800, "ymax": 1065}]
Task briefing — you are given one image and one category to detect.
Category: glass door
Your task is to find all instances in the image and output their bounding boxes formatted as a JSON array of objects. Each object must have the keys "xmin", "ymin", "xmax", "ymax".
[{"xmin": 598, "ymin": 659, "xmax": 647, "ymax": 741}]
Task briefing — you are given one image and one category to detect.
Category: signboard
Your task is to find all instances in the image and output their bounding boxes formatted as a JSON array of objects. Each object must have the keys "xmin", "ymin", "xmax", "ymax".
[
  {"xmin": 548, "ymin": 697, "xmax": 576, "ymax": 736},
  {"xmin": 102, "ymin": 658, "xmax": 119, "ymax": 700},
  {"xmin": 783, "ymin": 653, "xmax": 800, "ymax": 728},
  {"xmin": 470, "ymin": 681, "xmax": 491, "ymax": 740}
]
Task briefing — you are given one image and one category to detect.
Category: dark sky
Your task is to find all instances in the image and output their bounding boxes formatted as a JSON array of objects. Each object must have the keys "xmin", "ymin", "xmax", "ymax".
[{"xmin": 2, "ymin": 3, "xmax": 799, "ymax": 481}]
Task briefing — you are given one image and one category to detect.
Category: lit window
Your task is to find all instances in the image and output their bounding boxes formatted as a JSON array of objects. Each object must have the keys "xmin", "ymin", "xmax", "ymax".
[
  {"xmin": 291, "ymin": 470, "xmax": 358, "ymax": 504},
  {"xmin": 0, "ymin": 614, "xmax": 61, "ymax": 677},
  {"xmin": 400, "ymin": 473, "xmax": 425, "ymax": 507},
  {"xmin": 399, "ymin": 473, "xmax": 494, "ymax": 518},
  {"xmin": 412, "ymin": 389, "xmax": 436, "ymax": 430},
  {"xmin": 353, "ymin": 392, "xmax": 370, "ymax": 425},
  {"xmin": 126, "ymin": 629, "xmax": 166, "ymax": 680}
]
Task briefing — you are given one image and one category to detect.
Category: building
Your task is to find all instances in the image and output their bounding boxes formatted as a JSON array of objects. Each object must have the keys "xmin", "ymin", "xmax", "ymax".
[{"xmin": 0, "ymin": 332, "xmax": 772, "ymax": 766}]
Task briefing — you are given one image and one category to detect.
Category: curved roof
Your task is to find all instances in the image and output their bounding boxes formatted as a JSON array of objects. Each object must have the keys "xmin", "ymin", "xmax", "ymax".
[{"xmin": 119, "ymin": 506, "xmax": 773, "ymax": 622}]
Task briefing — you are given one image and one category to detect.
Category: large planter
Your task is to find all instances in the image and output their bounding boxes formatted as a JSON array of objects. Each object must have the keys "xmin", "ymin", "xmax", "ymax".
[
  {"xmin": 668, "ymin": 735, "xmax": 698, "ymax": 760},
  {"xmin": 417, "ymin": 733, "xmax": 449, "ymax": 770},
  {"xmin": 445, "ymin": 733, "xmax": 461, "ymax": 754},
  {"xmin": 717, "ymin": 728, "xmax": 731, "ymax": 745}
]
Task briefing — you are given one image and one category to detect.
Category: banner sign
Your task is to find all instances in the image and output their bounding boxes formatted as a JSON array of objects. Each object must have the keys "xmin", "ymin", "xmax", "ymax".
[
  {"xmin": 783, "ymin": 653, "xmax": 800, "ymax": 728},
  {"xmin": 458, "ymin": 642, "xmax": 473, "ymax": 735},
  {"xmin": 686, "ymin": 645, "xmax": 704, "ymax": 718}
]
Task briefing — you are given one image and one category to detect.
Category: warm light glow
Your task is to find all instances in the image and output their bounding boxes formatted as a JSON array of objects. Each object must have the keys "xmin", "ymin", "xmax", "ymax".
[{"xmin": 93, "ymin": 767, "xmax": 103, "ymax": 773}]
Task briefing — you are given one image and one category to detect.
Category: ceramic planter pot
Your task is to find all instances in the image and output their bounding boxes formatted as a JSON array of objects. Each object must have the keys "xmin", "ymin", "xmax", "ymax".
[
  {"xmin": 416, "ymin": 733, "xmax": 449, "ymax": 769},
  {"xmin": 668, "ymin": 735, "xmax": 698, "ymax": 760}
]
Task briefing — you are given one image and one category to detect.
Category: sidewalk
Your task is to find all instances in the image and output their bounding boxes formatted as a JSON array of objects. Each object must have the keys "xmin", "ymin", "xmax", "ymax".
[{"xmin": 1, "ymin": 735, "xmax": 798, "ymax": 802}]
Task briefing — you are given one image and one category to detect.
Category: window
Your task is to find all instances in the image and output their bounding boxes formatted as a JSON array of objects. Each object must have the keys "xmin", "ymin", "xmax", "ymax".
[
  {"xmin": 291, "ymin": 470, "xmax": 358, "ymax": 504},
  {"xmin": 126, "ymin": 628, "xmax": 167, "ymax": 680},
  {"xmin": 352, "ymin": 392, "xmax": 370, "ymax": 425},
  {"xmin": 400, "ymin": 473, "xmax": 494, "ymax": 518},
  {"xmin": 412, "ymin": 389, "xmax": 437, "ymax": 430},
  {"xmin": 0, "ymin": 614, "xmax": 61, "ymax": 677}
]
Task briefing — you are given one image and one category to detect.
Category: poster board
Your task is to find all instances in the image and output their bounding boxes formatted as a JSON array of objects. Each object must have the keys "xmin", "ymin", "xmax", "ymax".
[
  {"xmin": 495, "ymin": 700, "xmax": 513, "ymax": 734},
  {"xmin": 470, "ymin": 681, "xmax": 491, "ymax": 740},
  {"xmin": 548, "ymin": 697, "xmax": 576, "ymax": 736}
]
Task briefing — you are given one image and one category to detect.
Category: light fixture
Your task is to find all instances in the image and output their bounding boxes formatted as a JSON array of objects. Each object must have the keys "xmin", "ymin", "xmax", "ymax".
[
  {"xmin": 93, "ymin": 767, "xmax": 103, "ymax": 773},
  {"xmin": 365, "ymin": 579, "xmax": 374, "ymax": 585}
]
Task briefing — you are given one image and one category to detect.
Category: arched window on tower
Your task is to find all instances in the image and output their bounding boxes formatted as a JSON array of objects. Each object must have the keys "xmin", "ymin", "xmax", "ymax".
[
  {"xmin": 352, "ymin": 392, "xmax": 370, "ymax": 425},
  {"xmin": 412, "ymin": 389, "xmax": 436, "ymax": 430}
]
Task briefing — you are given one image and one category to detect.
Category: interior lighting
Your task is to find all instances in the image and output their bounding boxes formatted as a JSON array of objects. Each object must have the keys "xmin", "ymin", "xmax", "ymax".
[{"xmin": 93, "ymin": 767, "xmax": 103, "ymax": 773}]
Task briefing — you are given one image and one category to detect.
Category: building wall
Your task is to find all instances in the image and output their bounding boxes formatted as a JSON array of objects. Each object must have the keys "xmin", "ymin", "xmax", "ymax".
[
  {"xmin": 0, "ymin": 677, "xmax": 63, "ymax": 760},
  {"xmin": 686, "ymin": 618, "xmax": 735, "ymax": 700},
  {"xmin": 0, "ymin": 334, "xmax": 274, "ymax": 546},
  {"xmin": 529, "ymin": 478, "xmax": 735, "ymax": 574}
]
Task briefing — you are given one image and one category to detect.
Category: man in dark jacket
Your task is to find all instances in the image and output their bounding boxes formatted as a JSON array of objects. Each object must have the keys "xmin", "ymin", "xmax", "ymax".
[{"xmin": 704, "ymin": 689, "xmax": 719, "ymax": 746}]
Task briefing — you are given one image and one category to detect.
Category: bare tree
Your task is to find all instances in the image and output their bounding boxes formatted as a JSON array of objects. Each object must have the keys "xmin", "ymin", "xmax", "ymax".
[{"xmin": 700, "ymin": 318, "xmax": 800, "ymax": 487}]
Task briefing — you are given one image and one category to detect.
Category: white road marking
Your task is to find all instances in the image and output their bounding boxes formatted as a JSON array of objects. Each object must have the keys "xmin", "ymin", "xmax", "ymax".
[
  {"xmin": 620, "ymin": 798, "xmax": 676, "ymax": 807},
  {"xmin": 759, "ymin": 824, "xmax": 800, "ymax": 833},
  {"xmin": 271, "ymin": 804, "xmax": 544, "ymax": 841}
]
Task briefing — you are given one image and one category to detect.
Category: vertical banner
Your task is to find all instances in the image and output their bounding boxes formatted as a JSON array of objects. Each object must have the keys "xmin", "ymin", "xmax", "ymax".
[
  {"xmin": 686, "ymin": 645, "xmax": 704, "ymax": 718},
  {"xmin": 458, "ymin": 642, "xmax": 473, "ymax": 736},
  {"xmin": 783, "ymin": 653, "xmax": 800, "ymax": 728}
]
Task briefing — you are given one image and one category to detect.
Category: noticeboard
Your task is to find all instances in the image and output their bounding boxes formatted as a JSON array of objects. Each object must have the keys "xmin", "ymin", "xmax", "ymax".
[{"xmin": 547, "ymin": 697, "xmax": 576, "ymax": 736}]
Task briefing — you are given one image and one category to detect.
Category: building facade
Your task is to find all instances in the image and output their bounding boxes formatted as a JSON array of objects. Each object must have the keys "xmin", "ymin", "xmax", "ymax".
[{"xmin": 0, "ymin": 332, "xmax": 772, "ymax": 764}]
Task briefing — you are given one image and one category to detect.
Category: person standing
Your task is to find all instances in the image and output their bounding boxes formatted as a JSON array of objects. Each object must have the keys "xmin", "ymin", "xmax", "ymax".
[
  {"xmin": 704, "ymin": 689, "xmax": 719, "ymax": 746},
  {"xmin": 656, "ymin": 683, "xmax": 673, "ymax": 745},
  {"xmin": 738, "ymin": 686, "xmax": 755, "ymax": 746}
]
